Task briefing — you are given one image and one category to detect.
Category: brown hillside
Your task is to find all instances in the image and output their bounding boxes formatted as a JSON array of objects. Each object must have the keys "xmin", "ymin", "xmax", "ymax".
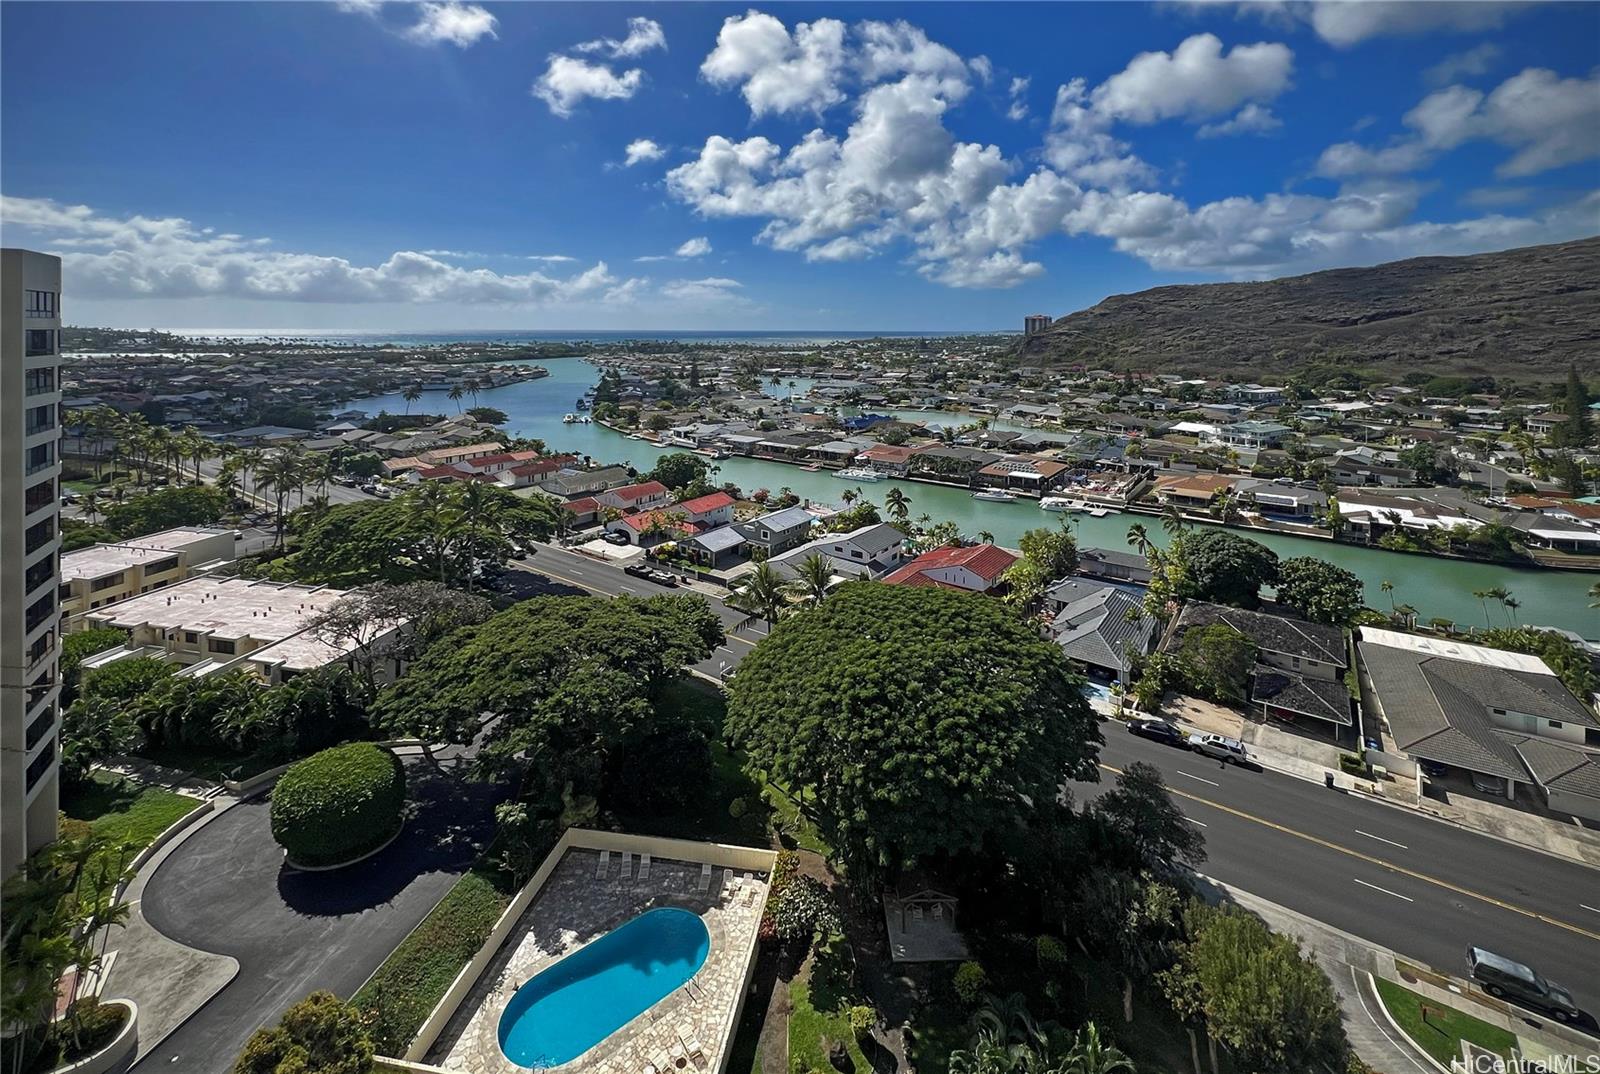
[{"xmin": 1017, "ymin": 236, "xmax": 1600, "ymax": 380}]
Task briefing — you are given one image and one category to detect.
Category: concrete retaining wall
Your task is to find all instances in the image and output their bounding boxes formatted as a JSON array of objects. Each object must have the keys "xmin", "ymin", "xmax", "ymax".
[{"xmin": 402, "ymin": 828, "xmax": 775, "ymax": 1064}]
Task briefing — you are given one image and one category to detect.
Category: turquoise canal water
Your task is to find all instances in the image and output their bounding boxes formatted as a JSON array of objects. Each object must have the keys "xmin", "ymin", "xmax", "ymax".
[
  {"xmin": 346, "ymin": 358, "xmax": 1599, "ymax": 638},
  {"xmin": 496, "ymin": 907, "xmax": 711, "ymax": 1066}
]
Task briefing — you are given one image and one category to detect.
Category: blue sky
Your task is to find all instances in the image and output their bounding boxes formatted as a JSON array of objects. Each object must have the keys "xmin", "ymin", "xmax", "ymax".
[{"xmin": 2, "ymin": 1, "xmax": 1597, "ymax": 331}]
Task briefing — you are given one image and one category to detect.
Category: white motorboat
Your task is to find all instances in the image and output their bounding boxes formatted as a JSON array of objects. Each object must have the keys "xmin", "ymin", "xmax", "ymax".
[
  {"xmin": 835, "ymin": 467, "xmax": 886, "ymax": 482},
  {"xmin": 562, "ymin": 413, "xmax": 579, "ymax": 424},
  {"xmin": 1039, "ymin": 496, "xmax": 1088, "ymax": 512},
  {"xmin": 972, "ymin": 488, "xmax": 1017, "ymax": 502},
  {"xmin": 1088, "ymin": 507, "xmax": 1111, "ymax": 517}
]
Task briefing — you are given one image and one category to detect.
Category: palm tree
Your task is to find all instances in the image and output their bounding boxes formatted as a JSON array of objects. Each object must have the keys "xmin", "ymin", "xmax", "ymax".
[
  {"xmin": 447, "ymin": 383, "xmax": 466, "ymax": 412},
  {"xmin": 885, "ymin": 487, "xmax": 912, "ymax": 523},
  {"xmin": 255, "ymin": 449, "xmax": 305, "ymax": 547},
  {"xmin": 1471, "ymin": 587, "xmax": 1502, "ymax": 629},
  {"xmin": 179, "ymin": 426, "xmax": 209, "ymax": 484},
  {"xmin": 456, "ymin": 481, "xmax": 503, "ymax": 593},
  {"xmin": 402, "ymin": 384, "xmax": 423, "ymax": 415},
  {"xmin": 415, "ymin": 481, "xmax": 463, "ymax": 584},
  {"xmin": 465, "ymin": 376, "xmax": 482, "ymax": 409},
  {"xmin": 1503, "ymin": 595, "xmax": 1521, "ymax": 625},
  {"xmin": 81, "ymin": 491, "xmax": 102, "ymax": 525},
  {"xmin": 1126, "ymin": 523, "xmax": 1152, "ymax": 557},
  {"xmin": 793, "ymin": 553, "xmax": 834, "ymax": 606},
  {"xmin": 1380, "ymin": 579, "xmax": 1395, "ymax": 614},
  {"xmin": 237, "ymin": 447, "xmax": 264, "ymax": 503},
  {"xmin": 841, "ymin": 487, "xmax": 857, "ymax": 507},
  {"xmin": 1159, "ymin": 503, "xmax": 1186, "ymax": 538},
  {"xmin": 978, "ymin": 529, "xmax": 995, "ymax": 544},
  {"xmin": 730, "ymin": 561, "xmax": 790, "ymax": 629},
  {"xmin": 1061, "ymin": 1023, "xmax": 1134, "ymax": 1074}
]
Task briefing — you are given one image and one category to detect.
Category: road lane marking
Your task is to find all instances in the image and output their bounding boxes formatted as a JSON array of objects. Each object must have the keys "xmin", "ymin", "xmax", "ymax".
[
  {"xmin": 1185, "ymin": 817, "xmax": 1208, "ymax": 827},
  {"xmin": 1176, "ymin": 770, "xmax": 1220, "ymax": 787},
  {"xmin": 1098, "ymin": 762, "xmax": 1600, "ymax": 942},
  {"xmin": 1353, "ymin": 878, "xmax": 1414, "ymax": 903},
  {"xmin": 1354, "ymin": 829, "xmax": 1409, "ymax": 850},
  {"xmin": 1582, "ymin": 904, "xmax": 1600, "ymax": 915}
]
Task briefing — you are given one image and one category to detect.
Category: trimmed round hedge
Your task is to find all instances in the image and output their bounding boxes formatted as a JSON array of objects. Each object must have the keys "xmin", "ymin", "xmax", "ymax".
[{"xmin": 269, "ymin": 743, "xmax": 406, "ymax": 867}]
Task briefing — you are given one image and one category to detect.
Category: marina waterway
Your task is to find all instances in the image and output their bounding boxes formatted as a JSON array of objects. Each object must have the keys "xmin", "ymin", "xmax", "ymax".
[{"xmin": 345, "ymin": 358, "xmax": 1599, "ymax": 638}]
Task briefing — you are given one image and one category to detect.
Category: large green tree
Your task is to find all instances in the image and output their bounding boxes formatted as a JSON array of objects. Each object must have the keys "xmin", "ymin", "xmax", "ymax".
[
  {"xmin": 1161, "ymin": 901, "xmax": 1349, "ymax": 1074},
  {"xmin": 371, "ymin": 595, "xmax": 723, "ymax": 801},
  {"xmin": 101, "ymin": 485, "xmax": 228, "ymax": 539},
  {"xmin": 1178, "ymin": 530, "xmax": 1278, "ymax": 608},
  {"xmin": 646, "ymin": 452, "xmax": 711, "ymax": 492},
  {"xmin": 725, "ymin": 582, "xmax": 1100, "ymax": 878},
  {"xmin": 233, "ymin": 990, "xmax": 373, "ymax": 1074},
  {"xmin": 1273, "ymin": 557, "xmax": 1364, "ymax": 624},
  {"xmin": 1177, "ymin": 624, "xmax": 1257, "ymax": 705},
  {"xmin": 285, "ymin": 483, "xmax": 557, "ymax": 587}
]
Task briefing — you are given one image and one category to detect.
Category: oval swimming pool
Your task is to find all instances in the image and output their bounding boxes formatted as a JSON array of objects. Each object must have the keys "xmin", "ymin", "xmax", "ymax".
[{"xmin": 498, "ymin": 906, "xmax": 712, "ymax": 1067}]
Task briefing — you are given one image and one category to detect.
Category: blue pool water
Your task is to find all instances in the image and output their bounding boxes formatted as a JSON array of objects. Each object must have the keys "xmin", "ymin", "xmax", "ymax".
[{"xmin": 498, "ymin": 907, "xmax": 712, "ymax": 1066}]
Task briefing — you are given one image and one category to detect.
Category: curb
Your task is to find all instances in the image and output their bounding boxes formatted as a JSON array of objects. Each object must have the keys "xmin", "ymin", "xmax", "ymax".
[{"xmin": 1366, "ymin": 972, "xmax": 1454, "ymax": 1074}]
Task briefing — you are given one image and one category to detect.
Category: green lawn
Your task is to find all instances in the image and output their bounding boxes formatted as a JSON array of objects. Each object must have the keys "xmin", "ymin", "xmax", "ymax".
[
  {"xmin": 133, "ymin": 741, "xmax": 293, "ymax": 784},
  {"xmin": 788, "ymin": 934, "xmax": 871, "ymax": 1074},
  {"xmin": 1374, "ymin": 978, "xmax": 1518, "ymax": 1066},
  {"xmin": 61, "ymin": 771, "xmax": 202, "ymax": 851}
]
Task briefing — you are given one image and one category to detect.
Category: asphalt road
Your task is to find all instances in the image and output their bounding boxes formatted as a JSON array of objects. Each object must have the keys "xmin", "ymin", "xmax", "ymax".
[
  {"xmin": 515, "ymin": 544, "xmax": 1600, "ymax": 1030},
  {"xmin": 135, "ymin": 748, "xmax": 502, "ymax": 1072},
  {"xmin": 1090, "ymin": 729, "xmax": 1600, "ymax": 1027}
]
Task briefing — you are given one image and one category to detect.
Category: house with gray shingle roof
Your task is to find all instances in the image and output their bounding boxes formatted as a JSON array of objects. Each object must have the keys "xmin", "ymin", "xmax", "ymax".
[
  {"xmin": 1046, "ymin": 579, "xmax": 1157, "ymax": 684},
  {"xmin": 1357, "ymin": 627, "xmax": 1600, "ymax": 819}
]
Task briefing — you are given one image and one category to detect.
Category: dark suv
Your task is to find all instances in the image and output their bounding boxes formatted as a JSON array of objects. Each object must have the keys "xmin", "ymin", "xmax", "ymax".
[{"xmin": 1466, "ymin": 946, "xmax": 1582, "ymax": 1022}]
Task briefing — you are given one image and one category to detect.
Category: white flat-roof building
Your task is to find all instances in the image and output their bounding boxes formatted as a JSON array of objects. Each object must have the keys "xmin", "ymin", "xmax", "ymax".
[
  {"xmin": 82, "ymin": 575, "xmax": 404, "ymax": 685},
  {"xmin": 60, "ymin": 526, "xmax": 236, "ymax": 627}
]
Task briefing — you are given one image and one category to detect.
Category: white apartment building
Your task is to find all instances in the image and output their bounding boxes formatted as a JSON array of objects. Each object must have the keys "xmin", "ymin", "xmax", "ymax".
[
  {"xmin": 60, "ymin": 527, "xmax": 236, "ymax": 628},
  {"xmin": 2, "ymin": 249, "xmax": 63, "ymax": 877},
  {"xmin": 82, "ymin": 576, "xmax": 406, "ymax": 686}
]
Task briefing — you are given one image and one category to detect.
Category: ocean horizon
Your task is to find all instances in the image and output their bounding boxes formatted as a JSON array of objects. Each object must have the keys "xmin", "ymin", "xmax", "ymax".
[{"xmin": 154, "ymin": 328, "xmax": 1016, "ymax": 346}]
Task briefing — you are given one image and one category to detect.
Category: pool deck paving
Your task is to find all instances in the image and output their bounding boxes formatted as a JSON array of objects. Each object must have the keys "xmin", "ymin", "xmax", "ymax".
[{"xmin": 432, "ymin": 847, "xmax": 766, "ymax": 1074}]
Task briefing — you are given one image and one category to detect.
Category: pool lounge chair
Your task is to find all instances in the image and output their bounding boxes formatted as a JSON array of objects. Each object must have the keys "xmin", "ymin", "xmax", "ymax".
[
  {"xmin": 639, "ymin": 853, "xmax": 652, "ymax": 880},
  {"xmin": 697, "ymin": 863, "xmax": 712, "ymax": 892},
  {"xmin": 677, "ymin": 1024, "xmax": 706, "ymax": 1061},
  {"xmin": 618, "ymin": 850, "xmax": 633, "ymax": 881},
  {"xmin": 595, "ymin": 849, "xmax": 610, "ymax": 879}
]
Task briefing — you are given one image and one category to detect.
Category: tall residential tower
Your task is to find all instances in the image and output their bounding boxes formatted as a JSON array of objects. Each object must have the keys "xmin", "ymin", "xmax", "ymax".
[{"xmin": 2, "ymin": 248, "xmax": 64, "ymax": 877}]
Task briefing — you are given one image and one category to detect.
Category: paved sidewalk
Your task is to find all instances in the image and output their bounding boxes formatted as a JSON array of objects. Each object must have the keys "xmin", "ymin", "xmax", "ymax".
[
  {"xmin": 102, "ymin": 795, "xmax": 241, "ymax": 1061},
  {"xmin": 1205, "ymin": 880, "xmax": 1599, "ymax": 1072},
  {"xmin": 1148, "ymin": 701, "xmax": 1600, "ymax": 870},
  {"xmin": 99, "ymin": 754, "xmax": 223, "ymax": 798}
]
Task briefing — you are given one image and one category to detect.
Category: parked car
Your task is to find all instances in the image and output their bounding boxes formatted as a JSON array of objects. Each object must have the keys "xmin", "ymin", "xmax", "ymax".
[
  {"xmin": 1418, "ymin": 759, "xmax": 1449, "ymax": 779},
  {"xmin": 648, "ymin": 570, "xmax": 678, "ymax": 587},
  {"xmin": 1127, "ymin": 718, "xmax": 1186, "ymax": 747},
  {"xmin": 1187, "ymin": 733, "xmax": 1248, "ymax": 764},
  {"xmin": 623, "ymin": 562, "xmax": 653, "ymax": 578},
  {"xmin": 59, "ymin": 492, "xmax": 79, "ymax": 506},
  {"xmin": 602, "ymin": 531, "xmax": 630, "ymax": 546},
  {"xmin": 1466, "ymin": 947, "xmax": 1581, "ymax": 1022}
]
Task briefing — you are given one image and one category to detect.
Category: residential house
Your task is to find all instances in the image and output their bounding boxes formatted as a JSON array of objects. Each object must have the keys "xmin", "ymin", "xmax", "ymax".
[
  {"xmin": 1214, "ymin": 420, "xmax": 1292, "ymax": 451},
  {"xmin": 1358, "ymin": 628, "xmax": 1600, "ymax": 820},
  {"xmin": 1076, "ymin": 547, "xmax": 1153, "ymax": 585},
  {"xmin": 768, "ymin": 523, "xmax": 909, "ymax": 581},
  {"xmin": 1236, "ymin": 479, "xmax": 1328, "ymax": 521},
  {"xmin": 685, "ymin": 526, "xmax": 748, "ymax": 569},
  {"xmin": 735, "ymin": 505, "xmax": 817, "ymax": 558},
  {"xmin": 856, "ymin": 444, "xmax": 920, "ymax": 476},
  {"xmin": 1044, "ymin": 578, "xmax": 1157, "ymax": 683},
  {"xmin": 1152, "ymin": 473, "xmax": 1237, "ymax": 510},
  {"xmin": 975, "ymin": 456, "xmax": 1071, "ymax": 496},
  {"xmin": 1171, "ymin": 602, "xmax": 1352, "ymax": 738},
  {"xmin": 596, "ymin": 480, "xmax": 672, "ymax": 514},
  {"xmin": 605, "ymin": 509, "xmax": 701, "ymax": 547},
  {"xmin": 672, "ymin": 491, "xmax": 736, "ymax": 529},
  {"xmin": 882, "ymin": 544, "xmax": 1018, "ymax": 594},
  {"xmin": 542, "ymin": 465, "xmax": 631, "ymax": 500}
]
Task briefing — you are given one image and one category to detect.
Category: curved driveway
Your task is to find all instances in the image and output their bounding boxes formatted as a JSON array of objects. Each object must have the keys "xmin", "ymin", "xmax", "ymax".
[{"xmin": 134, "ymin": 750, "xmax": 504, "ymax": 1073}]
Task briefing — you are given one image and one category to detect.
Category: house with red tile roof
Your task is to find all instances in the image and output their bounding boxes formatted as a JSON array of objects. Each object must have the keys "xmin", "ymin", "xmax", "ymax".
[
  {"xmin": 596, "ymin": 480, "xmax": 671, "ymax": 513},
  {"xmin": 882, "ymin": 544, "xmax": 1019, "ymax": 594},
  {"xmin": 604, "ymin": 509, "xmax": 703, "ymax": 547},
  {"xmin": 673, "ymin": 490, "xmax": 735, "ymax": 528},
  {"xmin": 495, "ymin": 455, "xmax": 580, "ymax": 489},
  {"xmin": 560, "ymin": 496, "xmax": 601, "ymax": 527}
]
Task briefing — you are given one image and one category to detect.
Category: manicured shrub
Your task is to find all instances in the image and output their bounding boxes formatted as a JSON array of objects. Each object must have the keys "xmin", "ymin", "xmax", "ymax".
[
  {"xmin": 1035, "ymin": 933, "xmax": 1068, "ymax": 969},
  {"xmin": 952, "ymin": 961, "xmax": 988, "ymax": 1006},
  {"xmin": 773, "ymin": 874, "xmax": 840, "ymax": 943},
  {"xmin": 269, "ymin": 743, "xmax": 405, "ymax": 867}
]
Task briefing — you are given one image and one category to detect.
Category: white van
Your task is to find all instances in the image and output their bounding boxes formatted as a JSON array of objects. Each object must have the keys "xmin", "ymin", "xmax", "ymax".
[{"xmin": 1187, "ymin": 733, "xmax": 1248, "ymax": 764}]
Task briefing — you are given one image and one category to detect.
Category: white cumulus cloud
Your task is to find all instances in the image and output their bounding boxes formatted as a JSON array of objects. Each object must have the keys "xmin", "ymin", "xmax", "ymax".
[
  {"xmin": 576, "ymin": 17, "xmax": 666, "ymax": 59},
  {"xmin": 624, "ymin": 138, "xmax": 666, "ymax": 166},
  {"xmin": 1197, "ymin": 103, "xmax": 1283, "ymax": 138},
  {"xmin": 700, "ymin": 11, "xmax": 849, "ymax": 117},
  {"xmin": 1091, "ymin": 33, "xmax": 1293, "ymax": 124},
  {"xmin": 0, "ymin": 195, "xmax": 638, "ymax": 306},
  {"xmin": 404, "ymin": 2, "xmax": 497, "ymax": 48},
  {"xmin": 534, "ymin": 55, "xmax": 644, "ymax": 118},
  {"xmin": 1007, "ymin": 77, "xmax": 1030, "ymax": 121}
]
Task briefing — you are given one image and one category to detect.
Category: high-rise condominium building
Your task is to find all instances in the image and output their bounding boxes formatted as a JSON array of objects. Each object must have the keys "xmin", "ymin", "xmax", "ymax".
[
  {"xmin": 1024, "ymin": 313, "xmax": 1051, "ymax": 336},
  {"xmin": 2, "ymin": 248, "xmax": 63, "ymax": 877}
]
